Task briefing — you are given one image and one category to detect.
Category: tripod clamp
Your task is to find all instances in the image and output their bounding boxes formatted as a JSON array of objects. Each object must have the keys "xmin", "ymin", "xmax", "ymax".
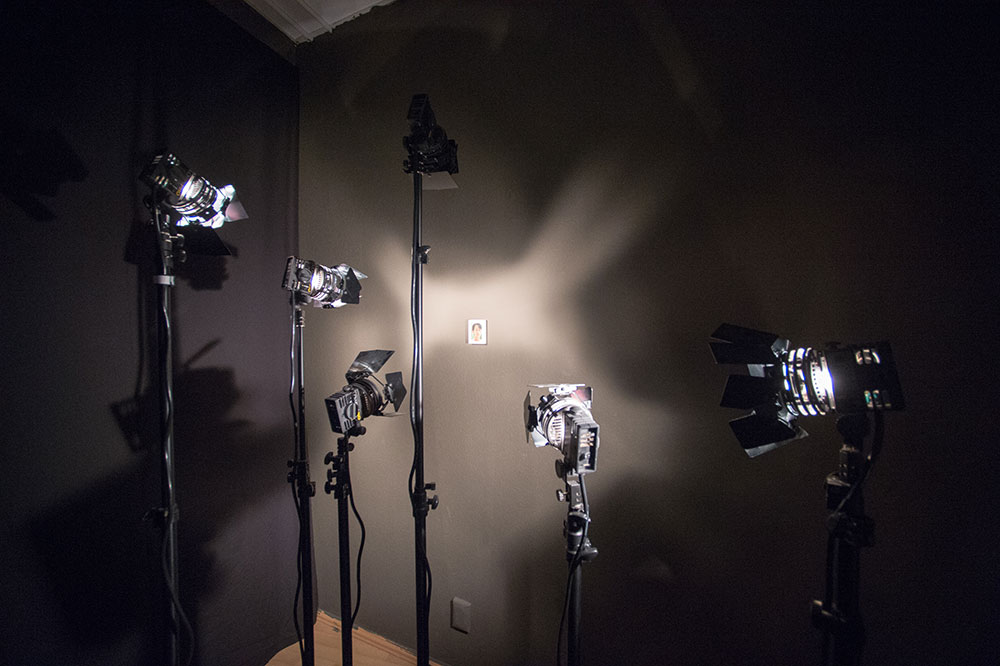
[
  {"xmin": 557, "ymin": 472, "xmax": 598, "ymax": 563},
  {"xmin": 286, "ymin": 459, "xmax": 316, "ymax": 498},
  {"xmin": 411, "ymin": 483, "xmax": 440, "ymax": 517},
  {"xmin": 324, "ymin": 426, "xmax": 366, "ymax": 498}
]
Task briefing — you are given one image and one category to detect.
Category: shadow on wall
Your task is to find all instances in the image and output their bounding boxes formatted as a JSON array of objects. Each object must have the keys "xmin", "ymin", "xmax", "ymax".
[
  {"xmin": 110, "ymin": 211, "xmax": 287, "ymax": 663},
  {"xmin": 27, "ymin": 362, "xmax": 292, "ymax": 666},
  {"xmin": 0, "ymin": 113, "xmax": 87, "ymax": 222},
  {"xmin": 28, "ymin": 455, "xmax": 164, "ymax": 662},
  {"xmin": 171, "ymin": 364, "xmax": 292, "ymax": 666},
  {"xmin": 171, "ymin": 365, "xmax": 248, "ymax": 609},
  {"xmin": 574, "ymin": 472, "xmax": 822, "ymax": 666},
  {"xmin": 510, "ymin": 532, "xmax": 575, "ymax": 666}
]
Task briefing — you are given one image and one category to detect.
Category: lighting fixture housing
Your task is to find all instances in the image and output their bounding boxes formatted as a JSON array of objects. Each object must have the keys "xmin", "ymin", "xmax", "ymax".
[
  {"xmin": 403, "ymin": 93, "xmax": 458, "ymax": 176},
  {"xmin": 140, "ymin": 153, "xmax": 246, "ymax": 228},
  {"xmin": 325, "ymin": 350, "xmax": 407, "ymax": 434},
  {"xmin": 710, "ymin": 323, "xmax": 904, "ymax": 457},
  {"xmin": 282, "ymin": 256, "xmax": 365, "ymax": 308},
  {"xmin": 524, "ymin": 384, "xmax": 599, "ymax": 478}
]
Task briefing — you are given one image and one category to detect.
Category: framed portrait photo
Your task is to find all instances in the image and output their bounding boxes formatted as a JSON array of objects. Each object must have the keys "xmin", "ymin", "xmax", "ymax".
[{"xmin": 467, "ymin": 319, "xmax": 487, "ymax": 345}]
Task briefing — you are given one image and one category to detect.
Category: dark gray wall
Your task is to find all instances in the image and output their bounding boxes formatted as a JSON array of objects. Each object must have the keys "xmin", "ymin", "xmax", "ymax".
[
  {"xmin": 297, "ymin": 1, "xmax": 999, "ymax": 665},
  {"xmin": 0, "ymin": 2, "xmax": 299, "ymax": 665}
]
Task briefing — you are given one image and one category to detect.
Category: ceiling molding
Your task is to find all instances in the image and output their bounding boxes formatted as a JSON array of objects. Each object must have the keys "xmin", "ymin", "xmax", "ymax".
[{"xmin": 242, "ymin": 0, "xmax": 396, "ymax": 43}]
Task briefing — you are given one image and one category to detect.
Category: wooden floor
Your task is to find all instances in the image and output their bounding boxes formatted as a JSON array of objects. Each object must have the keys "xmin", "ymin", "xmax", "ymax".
[{"xmin": 266, "ymin": 612, "xmax": 444, "ymax": 666}]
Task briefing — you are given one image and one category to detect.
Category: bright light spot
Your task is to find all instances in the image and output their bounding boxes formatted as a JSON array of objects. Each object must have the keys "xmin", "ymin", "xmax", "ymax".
[{"xmin": 377, "ymin": 162, "xmax": 650, "ymax": 367}]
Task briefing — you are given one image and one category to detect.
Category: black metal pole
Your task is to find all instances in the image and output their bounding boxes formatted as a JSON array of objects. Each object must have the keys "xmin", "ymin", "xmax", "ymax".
[
  {"xmin": 562, "ymin": 480, "xmax": 596, "ymax": 666},
  {"xmin": 149, "ymin": 202, "xmax": 185, "ymax": 666},
  {"xmin": 567, "ymin": 563, "xmax": 582, "ymax": 666},
  {"xmin": 156, "ymin": 269, "xmax": 181, "ymax": 666},
  {"xmin": 812, "ymin": 413, "xmax": 872, "ymax": 666},
  {"xmin": 410, "ymin": 170, "xmax": 431, "ymax": 666},
  {"xmin": 290, "ymin": 304, "xmax": 316, "ymax": 666},
  {"xmin": 333, "ymin": 434, "xmax": 355, "ymax": 666}
]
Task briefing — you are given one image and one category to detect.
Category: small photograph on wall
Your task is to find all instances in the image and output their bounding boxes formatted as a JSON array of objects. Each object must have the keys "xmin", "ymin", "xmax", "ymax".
[{"xmin": 467, "ymin": 319, "xmax": 487, "ymax": 345}]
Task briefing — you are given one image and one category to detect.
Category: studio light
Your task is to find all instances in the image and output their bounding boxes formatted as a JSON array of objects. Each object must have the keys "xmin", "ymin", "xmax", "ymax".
[
  {"xmin": 138, "ymin": 151, "xmax": 247, "ymax": 666},
  {"xmin": 524, "ymin": 384, "xmax": 599, "ymax": 480},
  {"xmin": 524, "ymin": 383, "xmax": 599, "ymax": 666},
  {"xmin": 403, "ymin": 93, "xmax": 458, "ymax": 666},
  {"xmin": 282, "ymin": 256, "xmax": 366, "ymax": 308},
  {"xmin": 321, "ymin": 350, "xmax": 406, "ymax": 666},
  {"xmin": 711, "ymin": 323, "xmax": 906, "ymax": 666},
  {"xmin": 140, "ymin": 152, "xmax": 246, "ymax": 228},
  {"xmin": 402, "ymin": 93, "xmax": 458, "ymax": 177},
  {"xmin": 710, "ymin": 323, "xmax": 905, "ymax": 458},
  {"xmin": 325, "ymin": 350, "xmax": 406, "ymax": 435},
  {"xmin": 283, "ymin": 256, "xmax": 365, "ymax": 666},
  {"xmin": 139, "ymin": 148, "xmax": 246, "ymax": 666}
]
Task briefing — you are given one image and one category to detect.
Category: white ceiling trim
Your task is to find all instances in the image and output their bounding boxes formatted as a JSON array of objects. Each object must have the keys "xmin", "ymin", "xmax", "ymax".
[{"xmin": 242, "ymin": 0, "xmax": 396, "ymax": 43}]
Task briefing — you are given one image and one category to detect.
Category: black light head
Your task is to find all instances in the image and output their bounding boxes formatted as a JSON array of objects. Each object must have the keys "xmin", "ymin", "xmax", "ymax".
[
  {"xmin": 403, "ymin": 93, "xmax": 458, "ymax": 176},
  {"xmin": 326, "ymin": 350, "xmax": 407, "ymax": 434},
  {"xmin": 711, "ymin": 323, "xmax": 904, "ymax": 457}
]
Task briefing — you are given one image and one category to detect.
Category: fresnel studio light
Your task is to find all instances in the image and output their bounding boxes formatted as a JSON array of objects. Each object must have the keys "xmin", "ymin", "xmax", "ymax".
[
  {"xmin": 282, "ymin": 256, "xmax": 364, "ymax": 309},
  {"xmin": 709, "ymin": 323, "xmax": 903, "ymax": 457},
  {"xmin": 140, "ymin": 152, "xmax": 246, "ymax": 228},
  {"xmin": 281, "ymin": 256, "xmax": 365, "ymax": 666},
  {"xmin": 711, "ymin": 323, "xmax": 904, "ymax": 666},
  {"xmin": 524, "ymin": 384, "xmax": 600, "ymax": 666},
  {"xmin": 325, "ymin": 350, "xmax": 406, "ymax": 435},
  {"xmin": 139, "ymin": 152, "xmax": 246, "ymax": 666}
]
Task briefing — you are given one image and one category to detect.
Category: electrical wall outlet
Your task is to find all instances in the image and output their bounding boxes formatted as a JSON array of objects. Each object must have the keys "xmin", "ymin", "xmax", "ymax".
[{"xmin": 451, "ymin": 597, "xmax": 471, "ymax": 634}]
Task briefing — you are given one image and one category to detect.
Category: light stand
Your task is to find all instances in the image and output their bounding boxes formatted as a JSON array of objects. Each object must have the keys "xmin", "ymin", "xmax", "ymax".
[
  {"xmin": 811, "ymin": 411, "xmax": 881, "ymax": 666},
  {"xmin": 403, "ymin": 93, "xmax": 456, "ymax": 666},
  {"xmin": 709, "ymin": 323, "xmax": 903, "ymax": 666},
  {"xmin": 321, "ymin": 350, "xmax": 406, "ymax": 666},
  {"xmin": 281, "ymin": 257, "xmax": 365, "ymax": 666},
  {"xmin": 323, "ymin": 425, "xmax": 365, "ymax": 666},
  {"xmin": 409, "ymin": 167, "xmax": 435, "ymax": 666},
  {"xmin": 140, "ymin": 152, "xmax": 243, "ymax": 666},
  {"xmin": 287, "ymin": 296, "xmax": 317, "ymax": 666},
  {"xmin": 524, "ymin": 384, "xmax": 600, "ymax": 666},
  {"xmin": 561, "ymin": 472, "xmax": 598, "ymax": 666},
  {"xmin": 152, "ymin": 203, "xmax": 184, "ymax": 666}
]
